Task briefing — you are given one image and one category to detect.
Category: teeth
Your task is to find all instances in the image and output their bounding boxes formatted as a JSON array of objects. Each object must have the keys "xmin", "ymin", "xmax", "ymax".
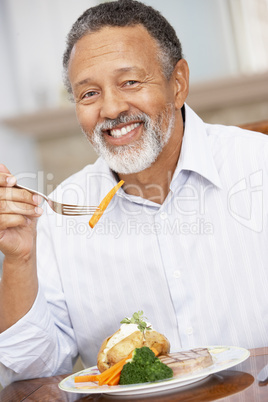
[{"xmin": 110, "ymin": 123, "xmax": 140, "ymax": 138}]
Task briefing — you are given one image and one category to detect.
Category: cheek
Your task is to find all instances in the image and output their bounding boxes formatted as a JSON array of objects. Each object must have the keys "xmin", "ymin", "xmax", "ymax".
[
  {"xmin": 136, "ymin": 89, "xmax": 173, "ymax": 116},
  {"xmin": 76, "ymin": 106, "xmax": 99, "ymax": 133}
]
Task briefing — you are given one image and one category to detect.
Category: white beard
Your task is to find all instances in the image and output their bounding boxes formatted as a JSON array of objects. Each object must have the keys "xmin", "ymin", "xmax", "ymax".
[{"xmin": 83, "ymin": 105, "xmax": 175, "ymax": 174}]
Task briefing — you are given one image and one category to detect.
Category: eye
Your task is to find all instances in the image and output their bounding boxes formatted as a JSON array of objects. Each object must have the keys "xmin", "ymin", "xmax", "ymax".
[
  {"xmin": 82, "ymin": 90, "xmax": 98, "ymax": 98},
  {"xmin": 124, "ymin": 80, "xmax": 139, "ymax": 87},
  {"xmin": 77, "ymin": 90, "xmax": 99, "ymax": 104}
]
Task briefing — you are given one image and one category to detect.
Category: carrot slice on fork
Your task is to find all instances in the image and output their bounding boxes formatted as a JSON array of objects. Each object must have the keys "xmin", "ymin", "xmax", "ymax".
[{"xmin": 89, "ymin": 180, "xmax": 124, "ymax": 228}]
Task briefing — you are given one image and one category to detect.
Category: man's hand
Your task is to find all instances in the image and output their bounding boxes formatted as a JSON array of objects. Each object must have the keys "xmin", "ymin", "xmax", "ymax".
[
  {"xmin": 0, "ymin": 164, "xmax": 43, "ymax": 261},
  {"xmin": 0, "ymin": 164, "xmax": 42, "ymax": 332}
]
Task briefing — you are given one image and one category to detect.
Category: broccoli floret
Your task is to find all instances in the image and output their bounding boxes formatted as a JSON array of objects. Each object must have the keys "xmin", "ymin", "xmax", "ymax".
[
  {"xmin": 132, "ymin": 346, "xmax": 156, "ymax": 366},
  {"xmin": 144, "ymin": 359, "xmax": 173, "ymax": 382},
  {"xmin": 119, "ymin": 346, "xmax": 173, "ymax": 385},
  {"xmin": 119, "ymin": 361, "xmax": 147, "ymax": 384}
]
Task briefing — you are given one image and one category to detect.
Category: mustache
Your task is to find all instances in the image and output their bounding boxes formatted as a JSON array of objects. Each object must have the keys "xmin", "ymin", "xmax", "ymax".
[{"xmin": 93, "ymin": 112, "xmax": 151, "ymax": 133}]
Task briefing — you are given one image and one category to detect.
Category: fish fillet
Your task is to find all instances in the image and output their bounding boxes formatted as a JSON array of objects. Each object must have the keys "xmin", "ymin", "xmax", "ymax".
[{"xmin": 159, "ymin": 348, "xmax": 213, "ymax": 376}]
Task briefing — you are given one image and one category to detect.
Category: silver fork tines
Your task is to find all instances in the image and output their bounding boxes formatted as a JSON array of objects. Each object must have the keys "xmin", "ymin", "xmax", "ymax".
[
  {"xmin": 61, "ymin": 205, "xmax": 98, "ymax": 215},
  {"xmin": 15, "ymin": 184, "xmax": 99, "ymax": 216}
]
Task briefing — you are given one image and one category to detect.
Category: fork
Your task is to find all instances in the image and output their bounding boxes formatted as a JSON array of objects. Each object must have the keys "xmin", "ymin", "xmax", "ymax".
[{"xmin": 14, "ymin": 184, "xmax": 99, "ymax": 216}]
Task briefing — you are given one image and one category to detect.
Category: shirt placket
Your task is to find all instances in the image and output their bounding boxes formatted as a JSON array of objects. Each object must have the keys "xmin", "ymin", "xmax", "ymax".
[{"xmin": 153, "ymin": 184, "xmax": 196, "ymax": 349}]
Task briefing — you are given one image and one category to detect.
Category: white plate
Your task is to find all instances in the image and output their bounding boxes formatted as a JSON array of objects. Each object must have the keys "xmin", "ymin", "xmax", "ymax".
[{"xmin": 59, "ymin": 345, "xmax": 250, "ymax": 396}]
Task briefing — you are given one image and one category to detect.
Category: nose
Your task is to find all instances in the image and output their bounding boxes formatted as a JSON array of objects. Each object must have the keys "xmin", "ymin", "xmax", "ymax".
[{"xmin": 99, "ymin": 88, "xmax": 129, "ymax": 120}]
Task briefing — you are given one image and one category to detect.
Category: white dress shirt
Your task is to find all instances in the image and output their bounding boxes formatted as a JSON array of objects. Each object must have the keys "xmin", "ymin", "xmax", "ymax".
[{"xmin": 0, "ymin": 104, "xmax": 267, "ymax": 387}]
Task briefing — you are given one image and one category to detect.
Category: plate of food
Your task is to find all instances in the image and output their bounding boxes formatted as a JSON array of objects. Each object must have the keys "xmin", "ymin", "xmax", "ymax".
[{"xmin": 59, "ymin": 312, "xmax": 250, "ymax": 396}]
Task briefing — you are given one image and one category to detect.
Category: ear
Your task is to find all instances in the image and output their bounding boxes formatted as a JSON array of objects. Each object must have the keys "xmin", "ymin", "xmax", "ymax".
[{"xmin": 172, "ymin": 59, "xmax": 189, "ymax": 110}]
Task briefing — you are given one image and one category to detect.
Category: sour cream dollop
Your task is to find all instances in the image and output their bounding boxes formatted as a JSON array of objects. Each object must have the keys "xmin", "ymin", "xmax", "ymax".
[{"xmin": 103, "ymin": 321, "xmax": 153, "ymax": 356}]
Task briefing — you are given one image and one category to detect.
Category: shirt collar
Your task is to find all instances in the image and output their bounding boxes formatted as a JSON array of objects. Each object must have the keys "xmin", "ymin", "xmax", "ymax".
[{"xmin": 171, "ymin": 104, "xmax": 222, "ymax": 189}]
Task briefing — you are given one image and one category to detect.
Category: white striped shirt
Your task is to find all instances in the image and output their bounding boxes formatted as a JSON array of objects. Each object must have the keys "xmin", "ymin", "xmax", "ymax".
[{"xmin": 0, "ymin": 104, "xmax": 267, "ymax": 386}]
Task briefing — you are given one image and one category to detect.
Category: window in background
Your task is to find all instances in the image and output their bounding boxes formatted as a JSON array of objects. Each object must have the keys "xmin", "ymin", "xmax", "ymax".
[
  {"xmin": 144, "ymin": 0, "xmax": 240, "ymax": 83},
  {"xmin": 228, "ymin": 0, "xmax": 268, "ymax": 73}
]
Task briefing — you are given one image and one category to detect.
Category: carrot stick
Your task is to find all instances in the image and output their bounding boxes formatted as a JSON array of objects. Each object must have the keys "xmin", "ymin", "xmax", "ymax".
[
  {"xmin": 89, "ymin": 180, "xmax": 124, "ymax": 228},
  {"xmin": 106, "ymin": 372, "xmax": 121, "ymax": 386},
  {"xmin": 74, "ymin": 374, "xmax": 99, "ymax": 383},
  {"xmin": 98, "ymin": 351, "xmax": 133, "ymax": 385},
  {"xmin": 101, "ymin": 364, "xmax": 124, "ymax": 385},
  {"xmin": 75, "ymin": 352, "xmax": 132, "ymax": 385},
  {"xmin": 150, "ymin": 347, "xmax": 160, "ymax": 357}
]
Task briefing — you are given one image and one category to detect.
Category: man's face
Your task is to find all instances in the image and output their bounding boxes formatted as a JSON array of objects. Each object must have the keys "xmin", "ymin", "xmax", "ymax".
[{"xmin": 68, "ymin": 25, "xmax": 179, "ymax": 174}]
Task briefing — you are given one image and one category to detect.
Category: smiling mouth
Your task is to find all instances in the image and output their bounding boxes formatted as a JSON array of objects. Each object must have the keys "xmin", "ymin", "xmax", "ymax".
[{"xmin": 107, "ymin": 122, "xmax": 141, "ymax": 138}]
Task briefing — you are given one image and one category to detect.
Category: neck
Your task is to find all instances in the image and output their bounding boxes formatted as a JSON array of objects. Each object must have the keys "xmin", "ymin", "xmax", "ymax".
[{"xmin": 118, "ymin": 115, "xmax": 184, "ymax": 204}]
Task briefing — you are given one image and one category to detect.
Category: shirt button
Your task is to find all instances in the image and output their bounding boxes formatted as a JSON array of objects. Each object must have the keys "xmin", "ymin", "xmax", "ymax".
[
  {"xmin": 160, "ymin": 212, "xmax": 167, "ymax": 220},
  {"xmin": 173, "ymin": 270, "xmax": 181, "ymax": 278},
  {"xmin": 186, "ymin": 327, "xmax": 193, "ymax": 335}
]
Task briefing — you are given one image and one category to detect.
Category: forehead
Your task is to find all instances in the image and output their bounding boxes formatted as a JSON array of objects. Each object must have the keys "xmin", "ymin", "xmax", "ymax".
[{"xmin": 68, "ymin": 25, "xmax": 162, "ymax": 82}]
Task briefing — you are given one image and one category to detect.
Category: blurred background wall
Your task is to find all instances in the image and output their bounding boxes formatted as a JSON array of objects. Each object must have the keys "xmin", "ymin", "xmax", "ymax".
[{"xmin": 0, "ymin": 0, "xmax": 268, "ymax": 270}]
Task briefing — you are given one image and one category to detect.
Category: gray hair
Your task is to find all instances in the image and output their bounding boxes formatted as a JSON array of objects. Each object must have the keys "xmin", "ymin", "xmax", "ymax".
[{"xmin": 63, "ymin": 0, "xmax": 183, "ymax": 95}]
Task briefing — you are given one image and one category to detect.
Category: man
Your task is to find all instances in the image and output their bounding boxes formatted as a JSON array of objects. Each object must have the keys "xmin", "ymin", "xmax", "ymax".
[{"xmin": 0, "ymin": 0, "xmax": 267, "ymax": 387}]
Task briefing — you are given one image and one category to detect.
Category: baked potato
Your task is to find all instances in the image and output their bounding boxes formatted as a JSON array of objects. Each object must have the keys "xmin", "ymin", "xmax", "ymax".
[{"xmin": 97, "ymin": 328, "xmax": 170, "ymax": 373}]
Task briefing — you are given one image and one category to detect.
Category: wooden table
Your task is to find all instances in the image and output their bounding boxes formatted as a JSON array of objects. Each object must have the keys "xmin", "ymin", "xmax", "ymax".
[{"xmin": 0, "ymin": 348, "xmax": 267, "ymax": 402}]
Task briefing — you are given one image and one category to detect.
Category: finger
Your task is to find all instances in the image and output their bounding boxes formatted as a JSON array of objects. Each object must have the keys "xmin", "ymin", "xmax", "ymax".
[
  {"xmin": 0, "ymin": 187, "xmax": 42, "ymax": 206},
  {"xmin": 0, "ymin": 200, "xmax": 43, "ymax": 216},
  {"xmin": 0, "ymin": 214, "xmax": 29, "ymax": 230},
  {"xmin": 0, "ymin": 164, "xmax": 11, "ymax": 174},
  {"xmin": 0, "ymin": 173, "xmax": 16, "ymax": 187},
  {"xmin": 0, "ymin": 164, "xmax": 16, "ymax": 187}
]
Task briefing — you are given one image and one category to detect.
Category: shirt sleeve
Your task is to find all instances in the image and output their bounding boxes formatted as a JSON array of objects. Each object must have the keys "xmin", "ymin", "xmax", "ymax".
[
  {"xmin": 0, "ymin": 284, "xmax": 77, "ymax": 387},
  {"xmin": 0, "ymin": 210, "xmax": 79, "ymax": 388}
]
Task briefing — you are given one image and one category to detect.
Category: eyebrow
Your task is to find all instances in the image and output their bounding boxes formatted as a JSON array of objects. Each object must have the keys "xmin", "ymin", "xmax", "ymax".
[
  {"xmin": 74, "ymin": 78, "xmax": 92, "ymax": 89},
  {"xmin": 74, "ymin": 66, "xmax": 145, "ymax": 89}
]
